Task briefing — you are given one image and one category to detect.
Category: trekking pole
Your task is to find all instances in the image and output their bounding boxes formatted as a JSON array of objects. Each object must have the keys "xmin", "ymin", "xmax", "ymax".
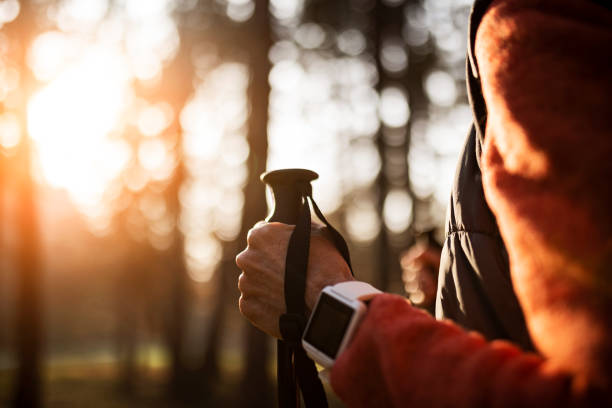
[{"xmin": 261, "ymin": 168, "xmax": 327, "ymax": 408}]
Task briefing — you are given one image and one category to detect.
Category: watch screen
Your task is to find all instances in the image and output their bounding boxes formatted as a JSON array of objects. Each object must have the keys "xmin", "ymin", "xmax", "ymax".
[{"xmin": 303, "ymin": 293, "xmax": 355, "ymax": 359}]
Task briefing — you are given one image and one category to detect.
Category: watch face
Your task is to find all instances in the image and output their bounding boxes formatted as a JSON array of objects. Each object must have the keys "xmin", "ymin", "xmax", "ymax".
[{"xmin": 303, "ymin": 292, "xmax": 355, "ymax": 359}]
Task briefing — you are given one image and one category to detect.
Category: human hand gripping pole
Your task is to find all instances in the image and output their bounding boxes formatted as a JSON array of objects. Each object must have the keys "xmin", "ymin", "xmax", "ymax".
[{"xmin": 261, "ymin": 169, "xmax": 354, "ymax": 408}]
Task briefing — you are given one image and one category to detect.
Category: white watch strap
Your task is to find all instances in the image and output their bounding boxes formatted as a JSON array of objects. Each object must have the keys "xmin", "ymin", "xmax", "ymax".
[{"xmin": 331, "ymin": 281, "xmax": 382, "ymax": 302}]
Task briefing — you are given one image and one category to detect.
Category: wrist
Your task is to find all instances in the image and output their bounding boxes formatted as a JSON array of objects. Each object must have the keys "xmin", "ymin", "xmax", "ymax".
[
  {"xmin": 306, "ymin": 274, "xmax": 355, "ymax": 316},
  {"xmin": 302, "ymin": 281, "xmax": 382, "ymax": 368}
]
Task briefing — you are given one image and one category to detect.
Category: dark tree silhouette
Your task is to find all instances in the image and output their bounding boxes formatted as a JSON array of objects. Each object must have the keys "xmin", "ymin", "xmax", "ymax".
[
  {"xmin": 401, "ymin": 0, "xmax": 438, "ymax": 236},
  {"xmin": 161, "ymin": 43, "xmax": 194, "ymax": 401},
  {"xmin": 237, "ymin": 1, "xmax": 275, "ymax": 406},
  {"xmin": 372, "ymin": 0, "xmax": 435, "ymax": 291},
  {"xmin": 13, "ymin": 124, "xmax": 43, "ymax": 408},
  {"xmin": 0, "ymin": 118, "xmax": 5, "ymax": 358},
  {"xmin": 372, "ymin": 0, "xmax": 400, "ymax": 292},
  {"xmin": 5, "ymin": 1, "xmax": 44, "ymax": 406}
]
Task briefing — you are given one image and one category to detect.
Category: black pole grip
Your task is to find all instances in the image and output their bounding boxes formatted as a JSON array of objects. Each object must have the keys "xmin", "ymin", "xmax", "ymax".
[{"xmin": 261, "ymin": 169, "xmax": 318, "ymax": 224}]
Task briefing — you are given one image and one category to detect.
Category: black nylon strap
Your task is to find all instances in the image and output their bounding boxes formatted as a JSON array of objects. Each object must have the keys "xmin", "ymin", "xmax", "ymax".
[
  {"xmin": 307, "ymin": 194, "xmax": 353, "ymax": 274},
  {"xmin": 284, "ymin": 193, "xmax": 311, "ymax": 319},
  {"xmin": 277, "ymin": 341, "xmax": 298, "ymax": 407},
  {"xmin": 295, "ymin": 348, "xmax": 327, "ymax": 406},
  {"xmin": 278, "ymin": 185, "xmax": 354, "ymax": 408}
]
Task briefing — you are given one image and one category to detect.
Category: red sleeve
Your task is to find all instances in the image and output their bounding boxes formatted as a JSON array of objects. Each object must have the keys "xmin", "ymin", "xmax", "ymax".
[
  {"xmin": 477, "ymin": 0, "xmax": 612, "ymax": 389},
  {"xmin": 330, "ymin": 294, "xmax": 572, "ymax": 408},
  {"xmin": 330, "ymin": 0, "xmax": 612, "ymax": 406}
]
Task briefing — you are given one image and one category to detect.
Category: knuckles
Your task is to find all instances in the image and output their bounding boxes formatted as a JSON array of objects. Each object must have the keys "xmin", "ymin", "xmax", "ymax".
[
  {"xmin": 237, "ymin": 272, "xmax": 249, "ymax": 294},
  {"xmin": 246, "ymin": 227, "xmax": 261, "ymax": 248},
  {"xmin": 238, "ymin": 294, "xmax": 258, "ymax": 323},
  {"xmin": 246, "ymin": 222, "xmax": 293, "ymax": 249},
  {"xmin": 235, "ymin": 249, "xmax": 249, "ymax": 271},
  {"xmin": 246, "ymin": 222, "xmax": 274, "ymax": 248},
  {"xmin": 238, "ymin": 295, "xmax": 249, "ymax": 318},
  {"xmin": 238, "ymin": 222, "xmax": 292, "ymax": 272}
]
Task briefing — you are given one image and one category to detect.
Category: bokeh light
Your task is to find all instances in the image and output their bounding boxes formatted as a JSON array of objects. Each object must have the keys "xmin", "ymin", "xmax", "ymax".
[
  {"xmin": 379, "ymin": 86, "xmax": 410, "ymax": 128},
  {"xmin": 180, "ymin": 62, "xmax": 250, "ymax": 281},
  {"xmin": 0, "ymin": 111, "xmax": 20, "ymax": 150},
  {"xmin": 383, "ymin": 189, "xmax": 413, "ymax": 234},
  {"xmin": 425, "ymin": 70, "xmax": 457, "ymax": 107},
  {"xmin": 0, "ymin": 0, "xmax": 19, "ymax": 27},
  {"xmin": 345, "ymin": 198, "xmax": 381, "ymax": 243},
  {"xmin": 0, "ymin": 0, "xmax": 478, "ymax": 404},
  {"xmin": 27, "ymin": 44, "xmax": 132, "ymax": 210}
]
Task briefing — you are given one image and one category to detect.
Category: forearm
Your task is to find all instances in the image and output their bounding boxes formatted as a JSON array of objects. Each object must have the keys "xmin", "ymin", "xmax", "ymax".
[
  {"xmin": 331, "ymin": 294, "xmax": 573, "ymax": 408},
  {"xmin": 477, "ymin": 0, "xmax": 612, "ymax": 388}
]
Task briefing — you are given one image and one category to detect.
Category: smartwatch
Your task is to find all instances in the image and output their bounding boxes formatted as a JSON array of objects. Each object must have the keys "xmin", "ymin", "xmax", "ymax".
[{"xmin": 302, "ymin": 281, "xmax": 381, "ymax": 368}]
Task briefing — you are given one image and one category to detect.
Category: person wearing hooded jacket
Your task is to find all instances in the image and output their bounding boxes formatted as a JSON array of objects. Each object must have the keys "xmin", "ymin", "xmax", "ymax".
[{"xmin": 236, "ymin": 0, "xmax": 612, "ymax": 405}]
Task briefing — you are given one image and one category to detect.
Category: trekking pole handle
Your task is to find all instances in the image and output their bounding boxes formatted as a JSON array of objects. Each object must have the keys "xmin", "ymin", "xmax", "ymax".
[{"xmin": 261, "ymin": 169, "xmax": 318, "ymax": 224}]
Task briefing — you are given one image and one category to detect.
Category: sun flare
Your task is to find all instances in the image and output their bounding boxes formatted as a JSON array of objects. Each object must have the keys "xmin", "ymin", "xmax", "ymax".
[{"xmin": 27, "ymin": 44, "xmax": 132, "ymax": 208}]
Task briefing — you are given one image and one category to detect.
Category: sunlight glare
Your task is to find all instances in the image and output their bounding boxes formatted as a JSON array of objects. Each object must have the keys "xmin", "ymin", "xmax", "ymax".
[
  {"xmin": 379, "ymin": 86, "xmax": 410, "ymax": 128},
  {"xmin": 180, "ymin": 62, "xmax": 249, "ymax": 276},
  {"xmin": 269, "ymin": 41, "xmax": 299, "ymax": 64},
  {"xmin": 0, "ymin": 0, "xmax": 19, "ymax": 27},
  {"xmin": 383, "ymin": 189, "xmax": 413, "ymax": 234},
  {"xmin": 345, "ymin": 198, "xmax": 380, "ymax": 243},
  {"xmin": 185, "ymin": 235, "xmax": 222, "ymax": 283},
  {"xmin": 28, "ymin": 31, "xmax": 83, "ymax": 81},
  {"xmin": 269, "ymin": 60, "xmax": 303, "ymax": 93},
  {"xmin": 125, "ymin": 14, "xmax": 179, "ymax": 80},
  {"xmin": 349, "ymin": 140, "xmax": 381, "ymax": 188},
  {"xmin": 0, "ymin": 111, "xmax": 20, "ymax": 150},
  {"xmin": 139, "ymin": 193, "xmax": 166, "ymax": 221},
  {"xmin": 125, "ymin": 0, "xmax": 172, "ymax": 21},
  {"xmin": 337, "ymin": 29, "xmax": 366, "ymax": 56},
  {"xmin": 137, "ymin": 103, "xmax": 171, "ymax": 137},
  {"xmin": 0, "ymin": 65, "xmax": 20, "ymax": 101},
  {"xmin": 294, "ymin": 23, "xmax": 326, "ymax": 49},
  {"xmin": 56, "ymin": 0, "xmax": 108, "ymax": 32},
  {"xmin": 27, "ymin": 45, "xmax": 132, "ymax": 208},
  {"xmin": 424, "ymin": 70, "xmax": 457, "ymax": 107},
  {"xmin": 226, "ymin": 0, "xmax": 255, "ymax": 22},
  {"xmin": 380, "ymin": 38, "xmax": 408, "ymax": 74},
  {"xmin": 270, "ymin": 0, "xmax": 303, "ymax": 21},
  {"xmin": 138, "ymin": 139, "xmax": 168, "ymax": 172}
]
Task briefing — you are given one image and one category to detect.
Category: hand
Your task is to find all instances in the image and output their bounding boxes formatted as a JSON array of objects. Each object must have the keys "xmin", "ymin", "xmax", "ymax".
[
  {"xmin": 400, "ymin": 243, "xmax": 441, "ymax": 308},
  {"xmin": 236, "ymin": 222, "xmax": 354, "ymax": 339}
]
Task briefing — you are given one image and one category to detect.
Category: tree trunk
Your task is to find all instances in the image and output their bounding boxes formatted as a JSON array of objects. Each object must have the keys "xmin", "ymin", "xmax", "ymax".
[
  {"xmin": 6, "ymin": 1, "xmax": 44, "ymax": 406},
  {"xmin": 14, "ymin": 138, "xmax": 43, "ymax": 408},
  {"xmin": 199, "ymin": 243, "xmax": 238, "ymax": 377},
  {"xmin": 372, "ymin": 0, "xmax": 401, "ymax": 292},
  {"xmin": 157, "ymin": 30, "xmax": 195, "ymax": 398},
  {"xmin": 238, "ymin": 0, "xmax": 274, "ymax": 406},
  {"xmin": 164, "ymin": 128, "xmax": 191, "ymax": 398}
]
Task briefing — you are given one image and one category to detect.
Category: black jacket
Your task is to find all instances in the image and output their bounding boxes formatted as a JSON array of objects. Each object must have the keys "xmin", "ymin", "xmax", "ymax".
[{"xmin": 434, "ymin": 0, "xmax": 534, "ymax": 350}]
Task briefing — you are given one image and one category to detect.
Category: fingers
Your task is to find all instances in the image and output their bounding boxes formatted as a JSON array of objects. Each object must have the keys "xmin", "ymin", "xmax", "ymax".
[
  {"xmin": 239, "ymin": 293, "xmax": 282, "ymax": 338},
  {"xmin": 237, "ymin": 270, "xmax": 284, "ymax": 307},
  {"xmin": 238, "ymin": 270, "xmax": 284, "ymax": 339},
  {"xmin": 400, "ymin": 244, "xmax": 441, "ymax": 269},
  {"xmin": 236, "ymin": 245, "xmax": 283, "ymax": 283},
  {"xmin": 236, "ymin": 222, "xmax": 294, "ymax": 339}
]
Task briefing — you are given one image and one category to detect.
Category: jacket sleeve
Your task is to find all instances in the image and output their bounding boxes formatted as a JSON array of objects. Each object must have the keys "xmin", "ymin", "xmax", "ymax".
[
  {"xmin": 477, "ymin": 0, "xmax": 612, "ymax": 390},
  {"xmin": 330, "ymin": 0, "xmax": 612, "ymax": 406},
  {"xmin": 331, "ymin": 294, "xmax": 572, "ymax": 408}
]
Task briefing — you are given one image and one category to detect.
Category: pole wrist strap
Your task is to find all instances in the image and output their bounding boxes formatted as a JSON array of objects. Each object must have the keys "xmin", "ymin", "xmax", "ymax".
[{"xmin": 278, "ymin": 182, "xmax": 354, "ymax": 408}]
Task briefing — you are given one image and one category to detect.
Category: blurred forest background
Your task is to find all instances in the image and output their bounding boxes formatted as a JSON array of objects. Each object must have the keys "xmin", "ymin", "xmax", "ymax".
[{"xmin": 0, "ymin": 0, "xmax": 472, "ymax": 406}]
